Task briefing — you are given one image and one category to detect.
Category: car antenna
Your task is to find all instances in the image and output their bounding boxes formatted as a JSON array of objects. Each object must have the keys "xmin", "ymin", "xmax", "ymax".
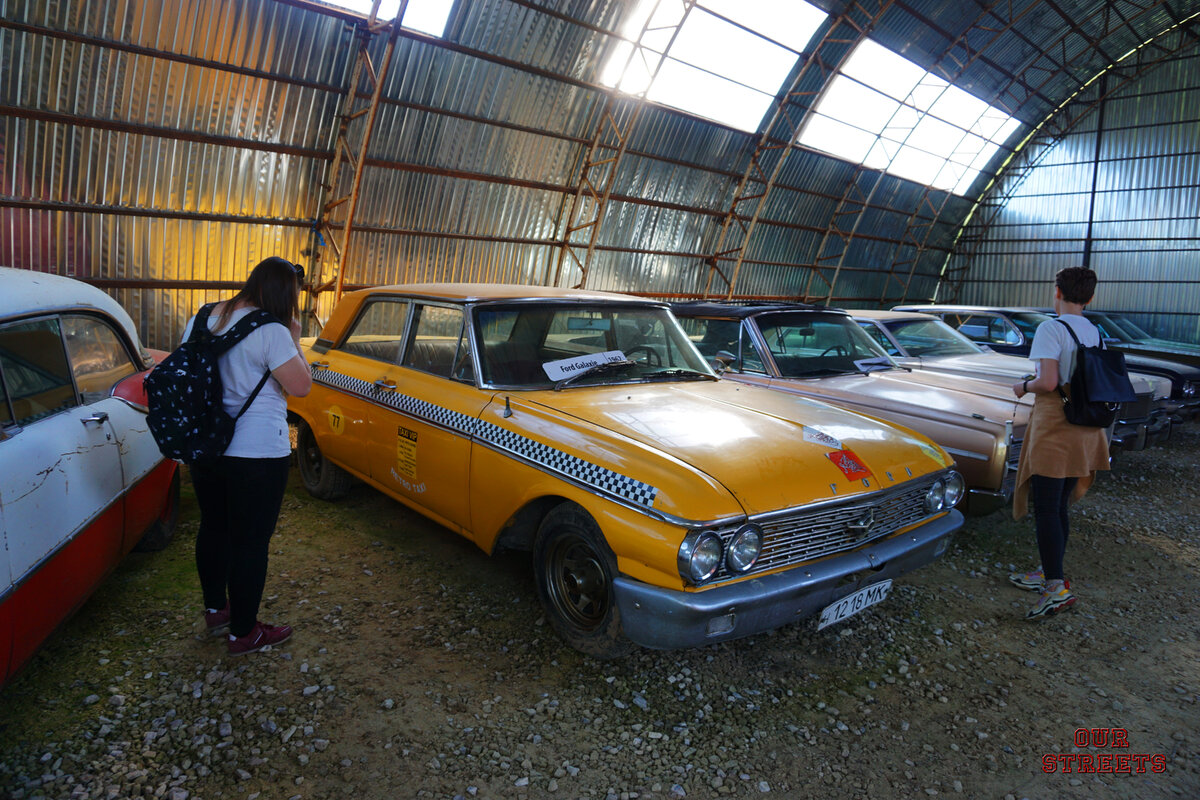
[{"xmin": 503, "ymin": 396, "xmax": 513, "ymax": 418}]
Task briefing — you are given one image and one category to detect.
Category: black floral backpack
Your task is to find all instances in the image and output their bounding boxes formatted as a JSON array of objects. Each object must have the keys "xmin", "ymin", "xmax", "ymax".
[
  {"xmin": 145, "ymin": 303, "xmax": 280, "ymax": 464},
  {"xmin": 1056, "ymin": 319, "xmax": 1137, "ymax": 428}
]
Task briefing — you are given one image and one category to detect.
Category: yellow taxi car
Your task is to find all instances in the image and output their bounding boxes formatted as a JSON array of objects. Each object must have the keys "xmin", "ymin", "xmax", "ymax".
[{"xmin": 288, "ymin": 284, "xmax": 965, "ymax": 657}]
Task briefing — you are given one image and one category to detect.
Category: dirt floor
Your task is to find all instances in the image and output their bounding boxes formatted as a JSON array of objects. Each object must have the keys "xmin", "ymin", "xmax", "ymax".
[{"xmin": 1, "ymin": 428, "xmax": 1197, "ymax": 800}]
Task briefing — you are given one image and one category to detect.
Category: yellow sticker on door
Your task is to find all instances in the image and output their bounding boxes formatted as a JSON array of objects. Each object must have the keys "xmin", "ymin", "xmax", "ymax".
[
  {"xmin": 327, "ymin": 405, "xmax": 346, "ymax": 435},
  {"xmin": 396, "ymin": 426, "xmax": 418, "ymax": 479}
]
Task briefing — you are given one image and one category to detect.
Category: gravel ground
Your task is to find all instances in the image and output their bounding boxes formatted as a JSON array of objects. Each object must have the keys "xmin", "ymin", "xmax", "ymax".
[{"xmin": 1, "ymin": 426, "xmax": 1197, "ymax": 800}]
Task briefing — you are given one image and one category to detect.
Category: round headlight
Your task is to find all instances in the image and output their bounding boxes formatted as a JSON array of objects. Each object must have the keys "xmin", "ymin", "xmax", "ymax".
[
  {"xmin": 679, "ymin": 531, "xmax": 724, "ymax": 584},
  {"xmin": 924, "ymin": 479, "xmax": 946, "ymax": 514},
  {"xmin": 726, "ymin": 524, "xmax": 763, "ymax": 573},
  {"xmin": 942, "ymin": 471, "xmax": 965, "ymax": 508}
]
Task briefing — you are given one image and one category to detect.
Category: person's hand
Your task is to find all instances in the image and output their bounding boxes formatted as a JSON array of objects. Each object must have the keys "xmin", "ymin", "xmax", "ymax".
[{"xmin": 289, "ymin": 316, "xmax": 302, "ymax": 343}]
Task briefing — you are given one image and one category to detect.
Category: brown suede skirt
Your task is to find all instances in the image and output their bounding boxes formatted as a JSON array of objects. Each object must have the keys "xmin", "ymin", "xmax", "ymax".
[{"xmin": 1012, "ymin": 391, "xmax": 1110, "ymax": 520}]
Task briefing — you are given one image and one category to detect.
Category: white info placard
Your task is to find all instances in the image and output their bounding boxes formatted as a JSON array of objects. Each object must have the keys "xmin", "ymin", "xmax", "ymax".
[{"xmin": 542, "ymin": 350, "xmax": 627, "ymax": 381}]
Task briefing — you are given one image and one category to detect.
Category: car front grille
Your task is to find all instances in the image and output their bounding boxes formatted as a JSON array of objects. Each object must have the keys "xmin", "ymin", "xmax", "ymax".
[{"xmin": 707, "ymin": 476, "xmax": 944, "ymax": 583}]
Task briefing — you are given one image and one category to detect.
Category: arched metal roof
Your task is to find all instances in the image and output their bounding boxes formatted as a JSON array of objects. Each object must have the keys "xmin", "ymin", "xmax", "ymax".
[{"xmin": 2, "ymin": 0, "xmax": 1198, "ymax": 346}]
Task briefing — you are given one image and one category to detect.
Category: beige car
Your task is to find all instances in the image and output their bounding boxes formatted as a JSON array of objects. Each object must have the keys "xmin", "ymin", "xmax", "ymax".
[
  {"xmin": 851, "ymin": 308, "xmax": 1173, "ymax": 452},
  {"xmin": 672, "ymin": 303, "xmax": 1032, "ymax": 515}
]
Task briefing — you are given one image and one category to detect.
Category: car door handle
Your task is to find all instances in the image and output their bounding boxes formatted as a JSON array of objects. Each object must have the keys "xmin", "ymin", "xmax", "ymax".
[
  {"xmin": 374, "ymin": 379, "xmax": 397, "ymax": 391},
  {"xmin": 310, "ymin": 360, "xmax": 330, "ymax": 370},
  {"xmin": 80, "ymin": 411, "xmax": 110, "ymax": 426}
]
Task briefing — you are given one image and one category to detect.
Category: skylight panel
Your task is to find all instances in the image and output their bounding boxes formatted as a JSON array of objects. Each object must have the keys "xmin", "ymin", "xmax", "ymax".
[
  {"xmin": 601, "ymin": 0, "xmax": 827, "ymax": 132},
  {"xmin": 796, "ymin": 39, "xmax": 1020, "ymax": 195},
  {"xmin": 670, "ymin": 9, "xmax": 796, "ymax": 93},
  {"xmin": 320, "ymin": 0, "xmax": 452, "ymax": 36},
  {"xmin": 700, "ymin": 0, "xmax": 829, "ymax": 53},
  {"xmin": 841, "ymin": 41, "xmax": 922, "ymax": 99},
  {"xmin": 647, "ymin": 60, "xmax": 775, "ymax": 131}
]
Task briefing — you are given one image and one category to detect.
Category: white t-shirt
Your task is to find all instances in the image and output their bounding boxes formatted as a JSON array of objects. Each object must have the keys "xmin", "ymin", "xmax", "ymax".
[
  {"xmin": 1028, "ymin": 313, "xmax": 1101, "ymax": 388},
  {"xmin": 181, "ymin": 305, "xmax": 299, "ymax": 458}
]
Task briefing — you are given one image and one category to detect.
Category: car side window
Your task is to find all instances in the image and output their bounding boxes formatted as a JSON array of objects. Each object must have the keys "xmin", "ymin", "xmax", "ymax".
[
  {"xmin": 739, "ymin": 322, "xmax": 767, "ymax": 373},
  {"xmin": 0, "ymin": 318, "xmax": 79, "ymax": 426},
  {"xmin": 955, "ymin": 314, "xmax": 993, "ymax": 343},
  {"xmin": 339, "ymin": 299, "xmax": 411, "ymax": 362},
  {"xmin": 62, "ymin": 315, "xmax": 139, "ymax": 404},
  {"xmin": 857, "ymin": 322, "xmax": 901, "ymax": 356},
  {"xmin": 403, "ymin": 304, "xmax": 472, "ymax": 382}
]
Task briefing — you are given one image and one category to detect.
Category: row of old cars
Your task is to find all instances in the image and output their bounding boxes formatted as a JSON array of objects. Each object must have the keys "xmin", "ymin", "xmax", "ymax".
[{"xmin": 4, "ymin": 269, "xmax": 1197, "ymax": 670}]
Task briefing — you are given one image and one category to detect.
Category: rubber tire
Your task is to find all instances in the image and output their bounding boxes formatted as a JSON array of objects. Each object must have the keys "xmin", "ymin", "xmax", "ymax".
[
  {"xmin": 134, "ymin": 468, "xmax": 180, "ymax": 553},
  {"xmin": 296, "ymin": 419, "xmax": 355, "ymax": 501},
  {"xmin": 532, "ymin": 503, "xmax": 632, "ymax": 659}
]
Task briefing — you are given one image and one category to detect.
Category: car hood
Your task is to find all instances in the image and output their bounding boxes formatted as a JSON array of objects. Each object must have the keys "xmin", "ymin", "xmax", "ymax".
[
  {"xmin": 519, "ymin": 381, "xmax": 951, "ymax": 519},
  {"xmin": 758, "ymin": 368, "xmax": 1029, "ymax": 431},
  {"xmin": 1121, "ymin": 351, "xmax": 1200, "ymax": 379},
  {"xmin": 917, "ymin": 352, "xmax": 1161, "ymax": 397}
]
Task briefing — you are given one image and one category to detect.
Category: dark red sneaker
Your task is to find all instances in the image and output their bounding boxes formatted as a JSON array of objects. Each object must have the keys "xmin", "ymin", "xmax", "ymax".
[
  {"xmin": 227, "ymin": 621, "xmax": 293, "ymax": 656},
  {"xmin": 204, "ymin": 604, "xmax": 231, "ymax": 636}
]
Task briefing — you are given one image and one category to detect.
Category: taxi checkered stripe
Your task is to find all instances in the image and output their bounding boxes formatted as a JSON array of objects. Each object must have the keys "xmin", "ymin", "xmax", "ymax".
[{"xmin": 312, "ymin": 369, "xmax": 659, "ymax": 508}]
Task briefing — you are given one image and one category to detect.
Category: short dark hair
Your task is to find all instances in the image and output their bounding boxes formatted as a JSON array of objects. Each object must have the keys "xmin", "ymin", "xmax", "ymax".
[{"xmin": 1055, "ymin": 266, "xmax": 1097, "ymax": 305}]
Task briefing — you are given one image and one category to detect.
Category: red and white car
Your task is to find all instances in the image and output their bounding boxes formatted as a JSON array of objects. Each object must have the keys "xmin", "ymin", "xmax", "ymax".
[{"xmin": 0, "ymin": 267, "xmax": 179, "ymax": 689}]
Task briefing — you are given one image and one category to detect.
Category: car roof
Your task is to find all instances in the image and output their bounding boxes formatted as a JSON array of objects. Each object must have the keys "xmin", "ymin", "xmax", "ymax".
[
  {"xmin": 669, "ymin": 301, "xmax": 843, "ymax": 319},
  {"xmin": 351, "ymin": 282, "xmax": 656, "ymax": 304},
  {"xmin": 893, "ymin": 304, "xmax": 1044, "ymax": 314},
  {"xmin": 849, "ymin": 308, "xmax": 937, "ymax": 321},
  {"xmin": 0, "ymin": 267, "xmax": 144, "ymax": 347}
]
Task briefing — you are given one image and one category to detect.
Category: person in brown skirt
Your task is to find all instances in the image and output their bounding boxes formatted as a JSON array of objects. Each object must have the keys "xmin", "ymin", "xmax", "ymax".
[{"xmin": 1008, "ymin": 266, "xmax": 1110, "ymax": 619}]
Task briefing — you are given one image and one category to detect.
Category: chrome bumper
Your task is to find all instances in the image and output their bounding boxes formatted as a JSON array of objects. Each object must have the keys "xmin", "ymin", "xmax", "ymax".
[
  {"xmin": 1111, "ymin": 412, "xmax": 1172, "ymax": 452},
  {"xmin": 613, "ymin": 510, "xmax": 963, "ymax": 650}
]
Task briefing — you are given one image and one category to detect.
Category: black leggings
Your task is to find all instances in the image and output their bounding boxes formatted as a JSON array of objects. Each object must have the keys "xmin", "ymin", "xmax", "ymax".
[
  {"xmin": 1030, "ymin": 474, "xmax": 1079, "ymax": 583},
  {"xmin": 191, "ymin": 455, "xmax": 291, "ymax": 637}
]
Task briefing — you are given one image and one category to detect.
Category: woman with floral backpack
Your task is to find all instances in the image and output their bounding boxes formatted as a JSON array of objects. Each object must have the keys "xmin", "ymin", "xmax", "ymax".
[{"xmin": 182, "ymin": 257, "xmax": 312, "ymax": 654}]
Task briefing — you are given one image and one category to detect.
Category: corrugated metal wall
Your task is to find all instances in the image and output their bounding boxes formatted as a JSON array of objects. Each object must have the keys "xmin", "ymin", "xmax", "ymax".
[
  {"xmin": 1, "ymin": 0, "xmax": 350, "ymax": 346},
  {"xmin": 945, "ymin": 46, "xmax": 1200, "ymax": 344}
]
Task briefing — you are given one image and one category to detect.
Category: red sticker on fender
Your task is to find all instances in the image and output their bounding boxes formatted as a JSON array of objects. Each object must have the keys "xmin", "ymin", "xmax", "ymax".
[{"xmin": 827, "ymin": 449, "xmax": 871, "ymax": 480}]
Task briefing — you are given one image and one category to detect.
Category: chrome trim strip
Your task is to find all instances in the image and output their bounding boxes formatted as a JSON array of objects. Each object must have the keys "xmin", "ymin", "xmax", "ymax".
[{"xmin": 941, "ymin": 446, "xmax": 989, "ymax": 461}]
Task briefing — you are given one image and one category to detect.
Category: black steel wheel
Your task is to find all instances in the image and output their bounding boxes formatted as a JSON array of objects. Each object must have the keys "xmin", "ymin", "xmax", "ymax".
[
  {"xmin": 532, "ymin": 503, "xmax": 631, "ymax": 659},
  {"xmin": 296, "ymin": 419, "xmax": 354, "ymax": 501}
]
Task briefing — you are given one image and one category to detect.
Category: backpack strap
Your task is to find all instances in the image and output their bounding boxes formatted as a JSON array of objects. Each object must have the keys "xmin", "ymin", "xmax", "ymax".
[
  {"xmin": 234, "ymin": 370, "xmax": 274, "ymax": 420},
  {"xmin": 186, "ymin": 302, "xmax": 220, "ymax": 343},
  {"xmin": 193, "ymin": 303, "xmax": 285, "ymax": 417}
]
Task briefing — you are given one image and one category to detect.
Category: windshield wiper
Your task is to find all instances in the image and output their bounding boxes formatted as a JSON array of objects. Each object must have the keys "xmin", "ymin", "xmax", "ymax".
[
  {"xmin": 853, "ymin": 357, "xmax": 900, "ymax": 375},
  {"xmin": 554, "ymin": 359, "xmax": 638, "ymax": 390},
  {"xmin": 644, "ymin": 368, "xmax": 719, "ymax": 382}
]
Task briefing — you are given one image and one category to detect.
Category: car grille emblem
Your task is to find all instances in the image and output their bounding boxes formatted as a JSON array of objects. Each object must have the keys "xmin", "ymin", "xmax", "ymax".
[{"xmin": 846, "ymin": 508, "xmax": 875, "ymax": 539}]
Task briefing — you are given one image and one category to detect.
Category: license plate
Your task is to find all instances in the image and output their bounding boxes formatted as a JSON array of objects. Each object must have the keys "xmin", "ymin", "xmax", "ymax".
[{"xmin": 817, "ymin": 579, "xmax": 893, "ymax": 631}]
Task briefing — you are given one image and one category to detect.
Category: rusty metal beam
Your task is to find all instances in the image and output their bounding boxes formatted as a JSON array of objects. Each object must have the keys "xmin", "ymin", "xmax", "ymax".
[
  {"xmin": 311, "ymin": 2, "xmax": 402, "ymax": 303},
  {"xmin": 701, "ymin": 0, "xmax": 894, "ymax": 301},
  {"xmin": 550, "ymin": 0, "xmax": 697, "ymax": 289}
]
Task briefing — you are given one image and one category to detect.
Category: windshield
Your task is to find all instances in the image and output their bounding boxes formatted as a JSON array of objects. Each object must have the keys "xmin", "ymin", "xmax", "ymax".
[
  {"xmin": 885, "ymin": 318, "xmax": 982, "ymax": 357},
  {"xmin": 754, "ymin": 312, "xmax": 898, "ymax": 378},
  {"xmin": 1007, "ymin": 311, "xmax": 1053, "ymax": 339},
  {"xmin": 1081, "ymin": 312, "xmax": 1133, "ymax": 342},
  {"xmin": 474, "ymin": 303, "xmax": 713, "ymax": 388},
  {"xmin": 1105, "ymin": 314, "xmax": 1153, "ymax": 340}
]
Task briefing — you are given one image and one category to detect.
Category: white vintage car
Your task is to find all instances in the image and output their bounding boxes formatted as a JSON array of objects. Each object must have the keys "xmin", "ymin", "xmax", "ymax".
[{"xmin": 0, "ymin": 267, "xmax": 179, "ymax": 688}]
